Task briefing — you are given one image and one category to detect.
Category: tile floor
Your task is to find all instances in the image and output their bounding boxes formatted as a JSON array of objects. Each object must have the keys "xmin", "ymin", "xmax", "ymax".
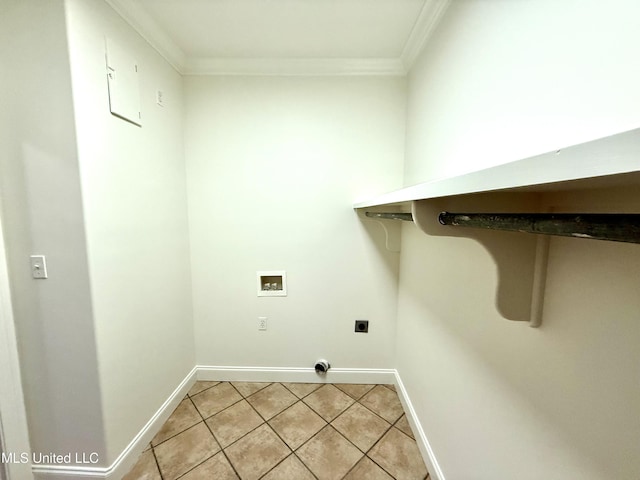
[{"xmin": 124, "ymin": 381, "xmax": 430, "ymax": 480}]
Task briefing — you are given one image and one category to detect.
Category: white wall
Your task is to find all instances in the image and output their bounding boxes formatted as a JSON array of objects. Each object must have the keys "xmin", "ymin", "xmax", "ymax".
[
  {"xmin": 65, "ymin": 0, "xmax": 194, "ymax": 464},
  {"xmin": 398, "ymin": 1, "xmax": 640, "ymax": 479},
  {"xmin": 0, "ymin": 0, "xmax": 106, "ymax": 466},
  {"xmin": 6, "ymin": 1, "xmax": 640, "ymax": 476},
  {"xmin": 404, "ymin": 0, "xmax": 640, "ymax": 186},
  {"xmin": 0, "ymin": 179, "xmax": 34, "ymax": 480},
  {"xmin": 185, "ymin": 76, "xmax": 405, "ymax": 371}
]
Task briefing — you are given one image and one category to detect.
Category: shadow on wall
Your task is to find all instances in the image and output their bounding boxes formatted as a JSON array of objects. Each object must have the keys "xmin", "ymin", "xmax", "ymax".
[
  {"xmin": 411, "ymin": 192, "xmax": 541, "ymax": 323},
  {"xmin": 399, "ymin": 199, "xmax": 640, "ymax": 478},
  {"xmin": 356, "ymin": 208, "xmax": 402, "ymax": 278}
]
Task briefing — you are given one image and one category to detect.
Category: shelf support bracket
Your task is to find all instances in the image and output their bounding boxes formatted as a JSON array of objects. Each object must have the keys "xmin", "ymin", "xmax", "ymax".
[
  {"xmin": 361, "ymin": 211, "xmax": 411, "ymax": 252},
  {"xmin": 412, "ymin": 196, "xmax": 546, "ymax": 326},
  {"xmin": 529, "ymin": 234, "xmax": 550, "ymax": 328}
]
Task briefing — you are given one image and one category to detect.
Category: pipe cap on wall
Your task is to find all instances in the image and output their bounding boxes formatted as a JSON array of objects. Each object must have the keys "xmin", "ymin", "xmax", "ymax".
[{"xmin": 314, "ymin": 359, "xmax": 330, "ymax": 374}]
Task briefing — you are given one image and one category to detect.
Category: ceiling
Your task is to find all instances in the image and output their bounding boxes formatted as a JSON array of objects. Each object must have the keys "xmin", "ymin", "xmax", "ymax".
[{"xmin": 105, "ymin": 0, "xmax": 450, "ymax": 75}]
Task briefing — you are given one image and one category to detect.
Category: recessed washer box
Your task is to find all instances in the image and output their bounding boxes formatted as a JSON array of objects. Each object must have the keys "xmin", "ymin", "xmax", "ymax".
[{"xmin": 257, "ymin": 271, "xmax": 287, "ymax": 297}]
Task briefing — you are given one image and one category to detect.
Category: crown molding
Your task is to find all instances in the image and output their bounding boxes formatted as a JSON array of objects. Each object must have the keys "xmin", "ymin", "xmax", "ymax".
[
  {"xmin": 104, "ymin": 0, "xmax": 186, "ymax": 73},
  {"xmin": 400, "ymin": 0, "xmax": 451, "ymax": 71},
  {"xmin": 184, "ymin": 57, "xmax": 406, "ymax": 76},
  {"xmin": 104, "ymin": 0, "xmax": 448, "ymax": 76}
]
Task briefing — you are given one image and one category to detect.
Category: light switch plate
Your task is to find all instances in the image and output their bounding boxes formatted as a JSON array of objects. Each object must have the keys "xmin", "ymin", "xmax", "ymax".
[{"xmin": 30, "ymin": 255, "xmax": 48, "ymax": 279}]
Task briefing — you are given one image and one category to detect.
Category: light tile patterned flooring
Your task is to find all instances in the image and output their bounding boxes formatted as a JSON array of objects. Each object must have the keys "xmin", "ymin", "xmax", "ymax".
[{"xmin": 124, "ymin": 381, "xmax": 430, "ymax": 480}]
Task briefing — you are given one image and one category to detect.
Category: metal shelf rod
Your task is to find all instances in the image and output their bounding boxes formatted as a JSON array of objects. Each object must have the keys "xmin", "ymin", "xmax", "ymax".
[
  {"xmin": 365, "ymin": 212, "xmax": 414, "ymax": 221},
  {"xmin": 438, "ymin": 212, "xmax": 640, "ymax": 244}
]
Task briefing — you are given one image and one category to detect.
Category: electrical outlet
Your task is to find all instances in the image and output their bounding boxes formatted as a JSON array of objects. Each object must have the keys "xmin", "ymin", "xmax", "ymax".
[
  {"xmin": 258, "ymin": 317, "xmax": 267, "ymax": 331},
  {"xmin": 355, "ymin": 320, "xmax": 369, "ymax": 333}
]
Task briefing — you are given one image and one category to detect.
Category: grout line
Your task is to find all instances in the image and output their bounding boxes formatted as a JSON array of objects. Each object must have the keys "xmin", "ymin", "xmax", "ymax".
[
  {"xmin": 238, "ymin": 386, "xmax": 310, "ymax": 467},
  {"xmin": 334, "ymin": 383, "xmax": 377, "ymax": 401},
  {"xmin": 266, "ymin": 399, "xmax": 312, "ymax": 450},
  {"xmin": 200, "ymin": 382, "xmax": 285, "ymax": 457},
  {"xmin": 149, "ymin": 397, "xmax": 199, "ymax": 448},
  {"xmin": 212, "ymin": 412, "xmax": 266, "ymax": 451},
  {"xmin": 244, "ymin": 382, "xmax": 301, "ymax": 423},
  {"xmin": 192, "ymin": 382, "xmax": 246, "ymax": 421},
  {"xmin": 173, "ymin": 453, "xmax": 217, "ymax": 480},
  {"xmin": 291, "ymin": 451, "xmax": 320, "ymax": 480},
  {"xmin": 323, "ymin": 422, "xmax": 365, "ymax": 454},
  {"xmin": 150, "ymin": 446, "xmax": 165, "ymax": 480},
  {"xmin": 292, "ymin": 421, "xmax": 330, "ymax": 455},
  {"xmin": 245, "ymin": 385, "xmax": 283, "ymax": 423},
  {"xmin": 362, "ymin": 427, "xmax": 397, "ymax": 479},
  {"xmin": 205, "ymin": 382, "xmax": 298, "ymax": 479},
  {"xmin": 188, "ymin": 393, "xmax": 243, "ymax": 480},
  {"xmin": 299, "ymin": 385, "xmax": 355, "ymax": 423},
  {"xmin": 355, "ymin": 397, "xmax": 402, "ymax": 426},
  {"xmin": 300, "ymin": 423, "xmax": 374, "ymax": 480},
  {"xmin": 155, "ymin": 418, "xmax": 219, "ymax": 480},
  {"xmin": 148, "ymin": 381, "xmax": 425, "ymax": 480},
  {"xmin": 259, "ymin": 421, "xmax": 293, "ymax": 453},
  {"xmin": 392, "ymin": 415, "xmax": 417, "ymax": 442},
  {"xmin": 241, "ymin": 384, "xmax": 271, "ymax": 421},
  {"xmin": 187, "ymin": 381, "xmax": 220, "ymax": 398},
  {"xmin": 300, "ymin": 398, "xmax": 346, "ymax": 423},
  {"xmin": 339, "ymin": 457, "xmax": 363, "ymax": 479},
  {"xmin": 260, "ymin": 395, "xmax": 330, "ymax": 472},
  {"xmin": 356, "ymin": 400, "xmax": 399, "ymax": 480},
  {"xmin": 280, "ymin": 381, "xmax": 323, "ymax": 400},
  {"xmin": 153, "ymin": 418, "xmax": 206, "ymax": 446},
  {"xmin": 255, "ymin": 451, "xmax": 291, "ymax": 480},
  {"xmin": 328, "ymin": 403, "xmax": 374, "ymax": 452},
  {"xmin": 232, "ymin": 380, "xmax": 272, "ymax": 399}
]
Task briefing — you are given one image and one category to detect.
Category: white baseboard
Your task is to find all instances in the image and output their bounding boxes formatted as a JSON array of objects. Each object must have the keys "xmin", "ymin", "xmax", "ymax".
[
  {"xmin": 199, "ymin": 365, "xmax": 445, "ymax": 478},
  {"xmin": 393, "ymin": 371, "xmax": 446, "ymax": 480},
  {"xmin": 29, "ymin": 365, "xmax": 445, "ymax": 480},
  {"xmin": 31, "ymin": 367, "xmax": 197, "ymax": 480},
  {"xmin": 196, "ymin": 365, "xmax": 397, "ymax": 385}
]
